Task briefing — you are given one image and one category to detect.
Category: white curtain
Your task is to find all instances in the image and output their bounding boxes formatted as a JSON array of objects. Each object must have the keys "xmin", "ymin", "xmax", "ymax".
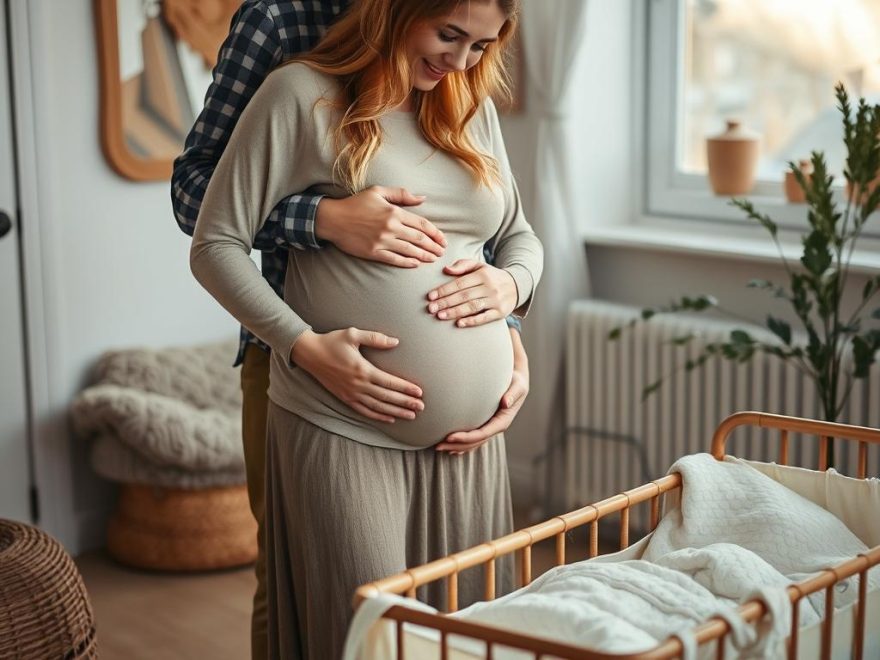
[{"xmin": 512, "ymin": 0, "xmax": 591, "ymax": 501}]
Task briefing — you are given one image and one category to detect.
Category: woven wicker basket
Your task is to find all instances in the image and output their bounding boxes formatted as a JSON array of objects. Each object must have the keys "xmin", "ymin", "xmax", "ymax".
[
  {"xmin": 107, "ymin": 483, "xmax": 257, "ymax": 571},
  {"xmin": 0, "ymin": 519, "xmax": 98, "ymax": 659}
]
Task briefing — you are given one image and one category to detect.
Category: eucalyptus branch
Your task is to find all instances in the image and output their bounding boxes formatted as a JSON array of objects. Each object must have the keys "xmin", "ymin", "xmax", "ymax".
[
  {"xmin": 730, "ymin": 199, "xmax": 795, "ymax": 280},
  {"xmin": 609, "ymin": 84, "xmax": 879, "ymax": 431}
]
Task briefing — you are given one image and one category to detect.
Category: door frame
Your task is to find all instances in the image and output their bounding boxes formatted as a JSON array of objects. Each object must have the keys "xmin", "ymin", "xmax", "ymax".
[{"xmin": 6, "ymin": 0, "xmax": 73, "ymax": 546}]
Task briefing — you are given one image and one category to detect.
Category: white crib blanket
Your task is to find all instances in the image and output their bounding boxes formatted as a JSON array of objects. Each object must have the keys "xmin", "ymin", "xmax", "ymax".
[{"xmin": 449, "ymin": 454, "xmax": 879, "ymax": 658}]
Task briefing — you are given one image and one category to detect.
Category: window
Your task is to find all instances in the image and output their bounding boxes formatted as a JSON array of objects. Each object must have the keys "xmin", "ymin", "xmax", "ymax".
[{"xmin": 644, "ymin": 0, "xmax": 880, "ymax": 234}]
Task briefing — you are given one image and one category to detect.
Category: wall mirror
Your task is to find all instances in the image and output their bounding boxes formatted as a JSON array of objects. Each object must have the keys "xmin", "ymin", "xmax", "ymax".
[{"xmin": 94, "ymin": 0, "xmax": 237, "ymax": 181}]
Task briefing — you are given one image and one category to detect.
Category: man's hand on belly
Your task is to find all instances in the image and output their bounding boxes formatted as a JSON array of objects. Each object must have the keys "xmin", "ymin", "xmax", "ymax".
[
  {"xmin": 434, "ymin": 327, "xmax": 529, "ymax": 455},
  {"xmin": 426, "ymin": 260, "xmax": 518, "ymax": 327},
  {"xmin": 290, "ymin": 328, "xmax": 425, "ymax": 423},
  {"xmin": 315, "ymin": 186, "xmax": 446, "ymax": 268}
]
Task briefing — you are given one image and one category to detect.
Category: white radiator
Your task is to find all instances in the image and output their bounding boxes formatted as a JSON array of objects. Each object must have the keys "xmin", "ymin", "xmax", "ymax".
[{"xmin": 561, "ymin": 299, "xmax": 880, "ymax": 527}]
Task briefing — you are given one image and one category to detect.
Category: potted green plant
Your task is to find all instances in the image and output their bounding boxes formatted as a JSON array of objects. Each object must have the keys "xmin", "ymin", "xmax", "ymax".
[{"xmin": 609, "ymin": 84, "xmax": 880, "ymax": 456}]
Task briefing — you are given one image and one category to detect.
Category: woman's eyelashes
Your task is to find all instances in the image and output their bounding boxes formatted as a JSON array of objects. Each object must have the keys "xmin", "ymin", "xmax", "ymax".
[{"xmin": 438, "ymin": 31, "xmax": 487, "ymax": 52}]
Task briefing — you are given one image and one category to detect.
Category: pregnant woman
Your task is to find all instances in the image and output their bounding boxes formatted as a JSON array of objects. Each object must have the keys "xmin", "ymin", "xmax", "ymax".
[{"xmin": 190, "ymin": 0, "xmax": 542, "ymax": 657}]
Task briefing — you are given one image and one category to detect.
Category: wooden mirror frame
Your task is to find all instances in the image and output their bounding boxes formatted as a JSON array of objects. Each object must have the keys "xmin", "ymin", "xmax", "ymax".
[{"xmin": 94, "ymin": 0, "xmax": 173, "ymax": 181}]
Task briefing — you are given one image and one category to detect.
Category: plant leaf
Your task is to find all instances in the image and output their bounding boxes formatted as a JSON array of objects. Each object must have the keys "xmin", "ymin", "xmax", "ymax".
[
  {"xmin": 801, "ymin": 229, "xmax": 832, "ymax": 277},
  {"xmin": 766, "ymin": 316, "xmax": 792, "ymax": 345},
  {"xmin": 730, "ymin": 329, "xmax": 754, "ymax": 345},
  {"xmin": 641, "ymin": 379, "xmax": 663, "ymax": 401},
  {"xmin": 852, "ymin": 335, "xmax": 877, "ymax": 378},
  {"xmin": 671, "ymin": 334, "xmax": 695, "ymax": 346}
]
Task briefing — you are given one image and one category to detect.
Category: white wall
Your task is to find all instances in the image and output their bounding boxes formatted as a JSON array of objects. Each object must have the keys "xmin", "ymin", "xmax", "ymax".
[
  {"xmin": 498, "ymin": 0, "xmax": 635, "ymax": 509},
  {"xmin": 17, "ymin": 1, "xmax": 238, "ymax": 553}
]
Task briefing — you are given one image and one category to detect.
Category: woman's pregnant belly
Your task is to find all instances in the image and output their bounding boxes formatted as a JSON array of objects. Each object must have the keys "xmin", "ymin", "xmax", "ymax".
[{"xmin": 286, "ymin": 245, "xmax": 514, "ymax": 448}]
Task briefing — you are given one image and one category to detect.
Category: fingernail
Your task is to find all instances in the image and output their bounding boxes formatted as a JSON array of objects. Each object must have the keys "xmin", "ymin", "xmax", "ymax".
[
  {"xmin": 428, "ymin": 303, "xmax": 437, "ymax": 313},
  {"xmin": 406, "ymin": 412, "xmax": 415, "ymax": 419},
  {"xmin": 438, "ymin": 311, "xmax": 447, "ymax": 319},
  {"xmin": 457, "ymin": 319, "xmax": 466, "ymax": 327},
  {"xmin": 428, "ymin": 292, "xmax": 437, "ymax": 301},
  {"xmin": 390, "ymin": 338, "xmax": 399, "ymax": 345}
]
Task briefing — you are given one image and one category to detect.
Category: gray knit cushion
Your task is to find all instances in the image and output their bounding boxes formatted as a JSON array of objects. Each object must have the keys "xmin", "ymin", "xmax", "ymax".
[
  {"xmin": 70, "ymin": 339, "xmax": 245, "ymax": 486},
  {"xmin": 90, "ymin": 436, "xmax": 245, "ymax": 489}
]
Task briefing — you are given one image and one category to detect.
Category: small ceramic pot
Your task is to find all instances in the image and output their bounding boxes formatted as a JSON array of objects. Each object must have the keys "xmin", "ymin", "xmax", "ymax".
[
  {"xmin": 784, "ymin": 159, "xmax": 812, "ymax": 203},
  {"xmin": 706, "ymin": 120, "xmax": 760, "ymax": 196}
]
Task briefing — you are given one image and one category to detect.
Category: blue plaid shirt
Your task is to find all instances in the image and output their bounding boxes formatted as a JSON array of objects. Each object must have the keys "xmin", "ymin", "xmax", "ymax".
[{"xmin": 171, "ymin": 0, "xmax": 520, "ymax": 366}]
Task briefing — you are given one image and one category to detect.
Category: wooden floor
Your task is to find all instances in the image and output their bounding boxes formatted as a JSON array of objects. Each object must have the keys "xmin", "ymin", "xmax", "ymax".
[
  {"xmin": 75, "ymin": 510, "xmax": 573, "ymax": 659},
  {"xmin": 75, "ymin": 551, "xmax": 255, "ymax": 660}
]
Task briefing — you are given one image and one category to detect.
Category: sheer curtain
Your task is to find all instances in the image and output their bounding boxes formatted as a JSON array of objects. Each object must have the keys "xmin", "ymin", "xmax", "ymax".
[{"xmin": 512, "ymin": 0, "xmax": 591, "ymax": 507}]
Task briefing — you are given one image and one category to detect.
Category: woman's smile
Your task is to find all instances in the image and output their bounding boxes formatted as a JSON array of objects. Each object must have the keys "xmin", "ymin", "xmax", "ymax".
[{"xmin": 423, "ymin": 59, "xmax": 449, "ymax": 81}]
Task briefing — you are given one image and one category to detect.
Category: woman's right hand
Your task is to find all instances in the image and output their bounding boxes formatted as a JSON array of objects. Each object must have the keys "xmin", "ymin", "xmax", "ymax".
[
  {"xmin": 289, "ymin": 328, "xmax": 424, "ymax": 423},
  {"xmin": 315, "ymin": 186, "xmax": 447, "ymax": 268}
]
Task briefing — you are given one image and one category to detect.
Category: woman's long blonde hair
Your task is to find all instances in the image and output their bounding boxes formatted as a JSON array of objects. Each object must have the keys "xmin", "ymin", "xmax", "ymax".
[{"xmin": 293, "ymin": 0, "xmax": 519, "ymax": 192}]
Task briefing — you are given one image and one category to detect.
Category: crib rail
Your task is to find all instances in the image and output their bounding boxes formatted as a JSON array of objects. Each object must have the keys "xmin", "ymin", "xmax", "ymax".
[
  {"xmin": 353, "ymin": 412, "xmax": 880, "ymax": 660},
  {"xmin": 712, "ymin": 410, "xmax": 880, "ymax": 478}
]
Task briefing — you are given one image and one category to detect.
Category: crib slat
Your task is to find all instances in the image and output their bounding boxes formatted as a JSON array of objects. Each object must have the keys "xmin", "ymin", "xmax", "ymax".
[
  {"xmin": 589, "ymin": 520, "xmax": 598, "ymax": 558},
  {"xmin": 716, "ymin": 635, "xmax": 725, "ymax": 660},
  {"xmin": 855, "ymin": 569, "xmax": 867, "ymax": 660},
  {"xmin": 858, "ymin": 442, "xmax": 868, "ymax": 479},
  {"xmin": 650, "ymin": 495, "xmax": 660, "ymax": 530},
  {"xmin": 521, "ymin": 546, "xmax": 532, "ymax": 586},
  {"xmin": 780, "ymin": 429, "xmax": 789, "ymax": 465},
  {"xmin": 789, "ymin": 598, "xmax": 800, "ymax": 660},
  {"xmin": 486, "ymin": 641, "xmax": 494, "ymax": 660},
  {"xmin": 619, "ymin": 507, "xmax": 630, "ymax": 550},
  {"xmin": 819, "ymin": 436, "xmax": 829, "ymax": 471},
  {"xmin": 447, "ymin": 572, "xmax": 458, "ymax": 613},
  {"xmin": 485, "ymin": 558, "xmax": 496, "ymax": 601},
  {"xmin": 822, "ymin": 584, "xmax": 834, "ymax": 659},
  {"xmin": 555, "ymin": 532, "xmax": 565, "ymax": 566},
  {"xmin": 441, "ymin": 631, "xmax": 448, "ymax": 660},
  {"xmin": 397, "ymin": 619, "xmax": 405, "ymax": 660}
]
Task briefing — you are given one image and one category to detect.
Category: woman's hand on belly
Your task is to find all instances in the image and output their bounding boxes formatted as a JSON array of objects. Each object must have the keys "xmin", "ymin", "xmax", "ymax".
[
  {"xmin": 426, "ymin": 260, "xmax": 519, "ymax": 328},
  {"xmin": 290, "ymin": 328, "xmax": 425, "ymax": 423}
]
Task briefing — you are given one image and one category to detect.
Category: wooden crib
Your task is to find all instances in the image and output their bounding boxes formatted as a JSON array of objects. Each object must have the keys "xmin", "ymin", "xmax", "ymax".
[{"xmin": 352, "ymin": 411, "xmax": 880, "ymax": 659}]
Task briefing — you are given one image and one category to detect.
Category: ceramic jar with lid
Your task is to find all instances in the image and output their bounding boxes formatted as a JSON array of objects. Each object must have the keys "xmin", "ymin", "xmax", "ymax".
[
  {"xmin": 706, "ymin": 120, "xmax": 760, "ymax": 196},
  {"xmin": 784, "ymin": 159, "xmax": 813, "ymax": 203}
]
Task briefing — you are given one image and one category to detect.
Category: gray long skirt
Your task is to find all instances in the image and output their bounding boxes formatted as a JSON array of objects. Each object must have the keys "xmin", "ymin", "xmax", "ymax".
[{"xmin": 265, "ymin": 402, "xmax": 515, "ymax": 660}]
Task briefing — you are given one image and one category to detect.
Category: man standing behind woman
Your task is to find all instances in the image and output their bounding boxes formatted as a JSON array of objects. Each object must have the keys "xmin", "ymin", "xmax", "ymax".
[{"xmin": 172, "ymin": 1, "xmax": 536, "ymax": 658}]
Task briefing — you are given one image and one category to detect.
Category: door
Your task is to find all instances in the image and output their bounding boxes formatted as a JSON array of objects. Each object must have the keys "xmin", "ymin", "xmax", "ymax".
[{"xmin": 0, "ymin": 0, "xmax": 33, "ymax": 523}]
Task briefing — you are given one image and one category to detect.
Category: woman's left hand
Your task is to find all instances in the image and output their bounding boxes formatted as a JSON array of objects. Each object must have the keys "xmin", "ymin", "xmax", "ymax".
[
  {"xmin": 435, "ymin": 328, "xmax": 529, "ymax": 454},
  {"xmin": 426, "ymin": 260, "xmax": 518, "ymax": 327}
]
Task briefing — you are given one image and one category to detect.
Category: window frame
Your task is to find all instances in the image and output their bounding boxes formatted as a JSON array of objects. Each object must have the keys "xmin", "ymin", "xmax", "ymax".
[{"xmin": 641, "ymin": 0, "xmax": 880, "ymax": 239}]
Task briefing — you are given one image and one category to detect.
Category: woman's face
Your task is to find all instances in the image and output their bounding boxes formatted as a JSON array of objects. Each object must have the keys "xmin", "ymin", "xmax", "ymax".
[{"xmin": 406, "ymin": 2, "xmax": 507, "ymax": 92}]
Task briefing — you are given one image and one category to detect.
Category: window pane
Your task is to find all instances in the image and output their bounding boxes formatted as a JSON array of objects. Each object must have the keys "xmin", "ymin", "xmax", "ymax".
[{"xmin": 681, "ymin": 0, "xmax": 880, "ymax": 182}]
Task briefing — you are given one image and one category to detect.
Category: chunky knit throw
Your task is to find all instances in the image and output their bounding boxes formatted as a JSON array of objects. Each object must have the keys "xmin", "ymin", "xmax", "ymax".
[{"xmin": 70, "ymin": 340, "xmax": 246, "ymax": 488}]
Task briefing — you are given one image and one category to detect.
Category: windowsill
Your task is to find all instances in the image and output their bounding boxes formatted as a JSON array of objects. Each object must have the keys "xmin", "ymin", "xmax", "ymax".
[{"xmin": 584, "ymin": 222, "xmax": 880, "ymax": 276}]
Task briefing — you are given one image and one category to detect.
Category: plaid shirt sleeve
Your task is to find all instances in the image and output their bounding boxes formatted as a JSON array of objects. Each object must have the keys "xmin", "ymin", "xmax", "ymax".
[{"xmin": 170, "ymin": 2, "xmax": 323, "ymax": 252}]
